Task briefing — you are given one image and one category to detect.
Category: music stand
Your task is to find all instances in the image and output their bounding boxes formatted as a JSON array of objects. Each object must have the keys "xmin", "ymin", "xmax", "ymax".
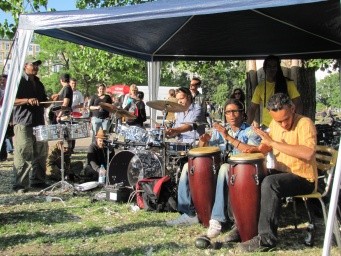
[{"xmin": 39, "ymin": 125, "xmax": 74, "ymax": 195}]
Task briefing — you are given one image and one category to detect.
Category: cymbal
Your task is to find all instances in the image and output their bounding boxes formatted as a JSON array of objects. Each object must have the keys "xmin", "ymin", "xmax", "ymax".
[
  {"xmin": 99, "ymin": 102, "xmax": 116, "ymax": 112},
  {"xmin": 146, "ymin": 100, "xmax": 186, "ymax": 112},
  {"xmin": 115, "ymin": 109, "xmax": 137, "ymax": 119}
]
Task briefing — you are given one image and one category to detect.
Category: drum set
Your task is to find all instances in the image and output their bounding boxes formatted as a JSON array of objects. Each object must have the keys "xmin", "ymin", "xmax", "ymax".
[{"xmin": 99, "ymin": 100, "xmax": 195, "ymax": 188}]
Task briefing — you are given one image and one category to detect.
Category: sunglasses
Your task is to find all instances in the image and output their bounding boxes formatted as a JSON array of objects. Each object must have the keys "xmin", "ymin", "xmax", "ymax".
[
  {"xmin": 190, "ymin": 83, "xmax": 199, "ymax": 86},
  {"xmin": 234, "ymin": 92, "xmax": 241, "ymax": 95},
  {"xmin": 225, "ymin": 110, "xmax": 242, "ymax": 115}
]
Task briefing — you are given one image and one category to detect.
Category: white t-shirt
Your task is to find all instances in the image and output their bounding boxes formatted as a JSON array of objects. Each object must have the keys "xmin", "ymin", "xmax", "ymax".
[{"xmin": 72, "ymin": 90, "xmax": 84, "ymax": 110}]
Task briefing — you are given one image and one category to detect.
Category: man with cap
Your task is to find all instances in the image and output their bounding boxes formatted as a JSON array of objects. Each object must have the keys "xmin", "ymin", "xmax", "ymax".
[
  {"xmin": 12, "ymin": 56, "xmax": 50, "ymax": 193},
  {"xmin": 84, "ymin": 128, "xmax": 115, "ymax": 181}
]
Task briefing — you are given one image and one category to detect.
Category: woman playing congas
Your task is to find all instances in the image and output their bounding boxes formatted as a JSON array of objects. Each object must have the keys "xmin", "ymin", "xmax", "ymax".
[
  {"xmin": 204, "ymin": 99, "xmax": 262, "ymax": 240},
  {"xmin": 167, "ymin": 99, "xmax": 262, "ymax": 234}
]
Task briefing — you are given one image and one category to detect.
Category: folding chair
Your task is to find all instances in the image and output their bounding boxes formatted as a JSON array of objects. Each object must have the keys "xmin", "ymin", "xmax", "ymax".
[{"xmin": 293, "ymin": 145, "xmax": 340, "ymax": 247}]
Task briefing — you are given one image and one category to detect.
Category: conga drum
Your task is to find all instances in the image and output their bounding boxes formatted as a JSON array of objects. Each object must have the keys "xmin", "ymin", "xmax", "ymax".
[
  {"xmin": 188, "ymin": 146, "xmax": 221, "ymax": 227},
  {"xmin": 228, "ymin": 153, "xmax": 266, "ymax": 242}
]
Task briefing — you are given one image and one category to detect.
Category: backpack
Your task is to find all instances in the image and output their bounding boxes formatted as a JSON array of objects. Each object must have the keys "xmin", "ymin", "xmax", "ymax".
[{"xmin": 136, "ymin": 176, "xmax": 177, "ymax": 212}]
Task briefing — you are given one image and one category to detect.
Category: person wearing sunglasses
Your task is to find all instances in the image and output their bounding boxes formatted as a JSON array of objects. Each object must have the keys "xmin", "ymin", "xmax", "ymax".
[{"xmin": 230, "ymin": 88, "xmax": 246, "ymax": 106}]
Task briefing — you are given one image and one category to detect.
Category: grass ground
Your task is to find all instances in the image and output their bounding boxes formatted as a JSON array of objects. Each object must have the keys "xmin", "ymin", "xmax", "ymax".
[{"xmin": 0, "ymin": 151, "xmax": 340, "ymax": 255}]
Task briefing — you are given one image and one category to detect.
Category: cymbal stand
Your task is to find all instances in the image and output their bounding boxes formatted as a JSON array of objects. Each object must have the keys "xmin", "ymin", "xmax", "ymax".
[
  {"xmin": 160, "ymin": 109, "xmax": 168, "ymax": 176},
  {"xmin": 39, "ymin": 126, "xmax": 74, "ymax": 195}
]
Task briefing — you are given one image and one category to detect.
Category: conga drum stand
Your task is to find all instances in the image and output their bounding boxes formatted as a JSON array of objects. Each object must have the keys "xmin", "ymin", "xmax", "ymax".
[{"xmin": 39, "ymin": 126, "xmax": 74, "ymax": 194}]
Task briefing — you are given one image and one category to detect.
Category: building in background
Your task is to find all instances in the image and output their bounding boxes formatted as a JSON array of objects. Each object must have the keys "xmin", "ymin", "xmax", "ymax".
[{"xmin": 0, "ymin": 38, "xmax": 40, "ymax": 74}]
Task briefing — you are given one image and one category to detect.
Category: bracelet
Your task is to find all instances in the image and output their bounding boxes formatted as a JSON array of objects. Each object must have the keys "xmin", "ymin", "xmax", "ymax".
[
  {"xmin": 27, "ymin": 98, "xmax": 30, "ymax": 104},
  {"xmin": 236, "ymin": 141, "xmax": 241, "ymax": 148}
]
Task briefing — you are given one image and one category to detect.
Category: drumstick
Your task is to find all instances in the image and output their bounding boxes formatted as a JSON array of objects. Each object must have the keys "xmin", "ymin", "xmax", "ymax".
[{"xmin": 40, "ymin": 101, "xmax": 63, "ymax": 104}]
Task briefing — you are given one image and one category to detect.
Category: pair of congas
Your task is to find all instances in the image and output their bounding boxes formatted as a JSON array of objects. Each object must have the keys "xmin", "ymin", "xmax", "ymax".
[{"xmin": 188, "ymin": 147, "xmax": 266, "ymax": 241}]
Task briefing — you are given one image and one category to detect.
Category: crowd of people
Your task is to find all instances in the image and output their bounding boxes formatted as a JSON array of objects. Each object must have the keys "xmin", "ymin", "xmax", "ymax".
[{"xmin": 2, "ymin": 54, "xmax": 319, "ymax": 253}]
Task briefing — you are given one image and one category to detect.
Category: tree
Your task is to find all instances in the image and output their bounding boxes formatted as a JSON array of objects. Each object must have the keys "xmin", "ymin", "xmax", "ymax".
[
  {"xmin": 316, "ymin": 73, "xmax": 341, "ymax": 111},
  {"xmin": 0, "ymin": 0, "xmax": 48, "ymax": 39}
]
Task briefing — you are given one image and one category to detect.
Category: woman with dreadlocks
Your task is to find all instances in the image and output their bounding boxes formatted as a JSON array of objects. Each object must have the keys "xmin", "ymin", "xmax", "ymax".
[{"xmin": 247, "ymin": 55, "xmax": 303, "ymax": 128}]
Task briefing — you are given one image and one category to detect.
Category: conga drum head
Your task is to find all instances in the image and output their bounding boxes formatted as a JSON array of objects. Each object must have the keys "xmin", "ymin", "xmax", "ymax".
[
  {"xmin": 229, "ymin": 153, "xmax": 264, "ymax": 164},
  {"xmin": 188, "ymin": 146, "xmax": 221, "ymax": 157}
]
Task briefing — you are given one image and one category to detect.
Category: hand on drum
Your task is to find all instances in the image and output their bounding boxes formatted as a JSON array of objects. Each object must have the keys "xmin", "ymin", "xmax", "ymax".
[{"xmin": 199, "ymin": 133, "xmax": 211, "ymax": 143}]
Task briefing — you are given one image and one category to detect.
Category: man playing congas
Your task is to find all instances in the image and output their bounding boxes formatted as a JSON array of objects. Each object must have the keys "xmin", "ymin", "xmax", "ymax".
[
  {"xmin": 237, "ymin": 93, "xmax": 317, "ymax": 253},
  {"xmin": 167, "ymin": 99, "xmax": 261, "ymax": 228}
]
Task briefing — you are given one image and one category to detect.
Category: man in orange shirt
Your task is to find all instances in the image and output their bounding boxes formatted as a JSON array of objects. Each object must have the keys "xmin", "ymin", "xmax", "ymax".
[{"xmin": 237, "ymin": 93, "xmax": 317, "ymax": 252}]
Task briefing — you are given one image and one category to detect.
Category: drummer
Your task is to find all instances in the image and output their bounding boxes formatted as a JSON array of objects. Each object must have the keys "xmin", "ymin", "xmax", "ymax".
[
  {"xmin": 167, "ymin": 99, "xmax": 261, "ymax": 232},
  {"xmin": 12, "ymin": 57, "xmax": 51, "ymax": 193},
  {"xmin": 165, "ymin": 87, "xmax": 205, "ymax": 143}
]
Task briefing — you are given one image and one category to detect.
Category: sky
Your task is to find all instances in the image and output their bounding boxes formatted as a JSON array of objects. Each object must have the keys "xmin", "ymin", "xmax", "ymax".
[{"xmin": 1, "ymin": 0, "xmax": 78, "ymax": 23}]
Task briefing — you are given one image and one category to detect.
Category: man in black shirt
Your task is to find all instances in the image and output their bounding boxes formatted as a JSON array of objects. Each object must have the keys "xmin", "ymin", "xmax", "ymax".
[{"xmin": 13, "ymin": 57, "xmax": 50, "ymax": 193}]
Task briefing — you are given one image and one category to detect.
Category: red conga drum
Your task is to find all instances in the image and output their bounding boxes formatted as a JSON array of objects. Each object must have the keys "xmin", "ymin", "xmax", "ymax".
[
  {"xmin": 228, "ymin": 153, "xmax": 266, "ymax": 242},
  {"xmin": 188, "ymin": 146, "xmax": 221, "ymax": 227}
]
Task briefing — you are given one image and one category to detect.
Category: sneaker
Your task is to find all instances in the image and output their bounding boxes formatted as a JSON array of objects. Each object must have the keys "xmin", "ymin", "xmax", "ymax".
[
  {"xmin": 224, "ymin": 226, "xmax": 241, "ymax": 243},
  {"xmin": 207, "ymin": 219, "xmax": 222, "ymax": 238},
  {"xmin": 13, "ymin": 185, "xmax": 29, "ymax": 194},
  {"xmin": 166, "ymin": 213, "xmax": 199, "ymax": 226},
  {"xmin": 237, "ymin": 235, "xmax": 275, "ymax": 253}
]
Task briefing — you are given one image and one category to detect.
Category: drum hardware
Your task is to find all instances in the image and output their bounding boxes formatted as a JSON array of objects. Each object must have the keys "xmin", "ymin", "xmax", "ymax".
[
  {"xmin": 39, "ymin": 126, "xmax": 74, "ymax": 195},
  {"xmin": 147, "ymin": 100, "xmax": 183, "ymax": 177}
]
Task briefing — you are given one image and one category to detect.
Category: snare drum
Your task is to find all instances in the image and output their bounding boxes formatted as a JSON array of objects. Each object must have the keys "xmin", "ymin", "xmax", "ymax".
[
  {"xmin": 67, "ymin": 122, "xmax": 90, "ymax": 139},
  {"xmin": 188, "ymin": 146, "xmax": 221, "ymax": 227},
  {"xmin": 33, "ymin": 124, "xmax": 63, "ymax": 141},
  {"xmin": 108, "ymin": 150, "xmax": 162, "ymax": 186},
  {"xmin": 228, "ymin": 153, "xmax": 266, "ymax": 242},
  {"xmin": 166, "ymin": 142, "xmax": 191, "ymax": 156}
]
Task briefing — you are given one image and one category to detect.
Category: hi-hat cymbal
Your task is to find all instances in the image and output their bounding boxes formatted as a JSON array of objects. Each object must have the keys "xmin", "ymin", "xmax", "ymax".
[
  {"xmin": 115, "ymin": 109, "xmax": 137, "ymax": 119},
  {"xmin": 146, "ymin": 100, "xmax": 186, "ymax": 112}
]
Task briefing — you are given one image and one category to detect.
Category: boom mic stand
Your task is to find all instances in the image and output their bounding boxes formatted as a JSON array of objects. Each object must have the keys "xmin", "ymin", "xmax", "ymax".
[{"xmin": 39, "ymin": 125, "xmax": 74, "ymax": 195}]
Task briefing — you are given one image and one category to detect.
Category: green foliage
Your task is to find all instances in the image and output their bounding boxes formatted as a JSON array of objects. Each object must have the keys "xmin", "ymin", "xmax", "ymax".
[
  {"xmin": 0, "ymin": 0, "xmax": 48, "ymax": 39},
  {"xmin": 316, "ymin": 72, "xmax": 341, "ymax": 111},
  {"xmin": 76, "ymin": 0, "xmax": 154, "ymax": 9},
  {"xmin": 161, "ymin": 60, "xmax": 246, "ymax": 106}
]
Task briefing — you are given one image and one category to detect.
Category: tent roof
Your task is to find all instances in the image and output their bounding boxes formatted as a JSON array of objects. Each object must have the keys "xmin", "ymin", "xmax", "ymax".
[{"xmin": 18, "ymin": 0, "xmax": 341, "ymax": 61}]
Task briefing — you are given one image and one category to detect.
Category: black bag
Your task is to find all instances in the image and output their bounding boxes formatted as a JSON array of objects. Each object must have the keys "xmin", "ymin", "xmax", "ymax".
[{"xmin": 136, "ymin": 176, "xmax": 177, "ymax": 212}]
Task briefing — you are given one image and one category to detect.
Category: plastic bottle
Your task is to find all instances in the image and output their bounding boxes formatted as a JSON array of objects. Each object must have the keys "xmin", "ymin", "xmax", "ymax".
[{"xmin": 98, "ymin": 164, "xmax": 106, "ymax": 184}]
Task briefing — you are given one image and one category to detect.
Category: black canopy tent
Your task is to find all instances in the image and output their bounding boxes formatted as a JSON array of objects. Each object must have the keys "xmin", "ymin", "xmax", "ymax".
[{"xmin": 17, "ymin": 0, "xmax": 341, "ymax": 61}]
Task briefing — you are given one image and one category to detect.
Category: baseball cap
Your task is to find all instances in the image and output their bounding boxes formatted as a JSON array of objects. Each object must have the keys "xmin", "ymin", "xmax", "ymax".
[{"xmin": 25, "ymin": 56, "xmax": 42, "ymax": 66}]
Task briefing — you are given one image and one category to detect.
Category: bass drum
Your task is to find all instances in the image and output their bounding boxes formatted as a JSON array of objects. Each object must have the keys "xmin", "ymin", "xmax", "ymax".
[{"xmin": 108, "ymin": 150, "xmax": 162, "ymax": 187}]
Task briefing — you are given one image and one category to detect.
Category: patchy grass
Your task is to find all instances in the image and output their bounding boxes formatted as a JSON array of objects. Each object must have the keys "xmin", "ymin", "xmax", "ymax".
[{"xmin": 0, "ymin": 152, "xmax": 340, "ymax": 255}]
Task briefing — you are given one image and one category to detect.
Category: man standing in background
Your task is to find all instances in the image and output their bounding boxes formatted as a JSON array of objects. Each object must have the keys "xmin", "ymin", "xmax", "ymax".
[
  {"xmin": 70, "ymin": 78, "xmax": 84, "ymax": 153},
  {"xmin": 13, "ymin": 57, "xmax": 50, "ymax": 193}
]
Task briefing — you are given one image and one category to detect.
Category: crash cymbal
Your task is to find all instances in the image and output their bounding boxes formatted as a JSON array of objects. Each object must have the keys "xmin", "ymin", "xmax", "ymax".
[
  {"xmin": 116, "ymin": 109, "xmax": 137, "ymax": 119},
  {"xmin": 146, "ymin": 100, "xmax": 186, "ymax": 112},
  {"xmin": 99, "ymin": 102, "xmax": 116, "ymax": 112}
]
